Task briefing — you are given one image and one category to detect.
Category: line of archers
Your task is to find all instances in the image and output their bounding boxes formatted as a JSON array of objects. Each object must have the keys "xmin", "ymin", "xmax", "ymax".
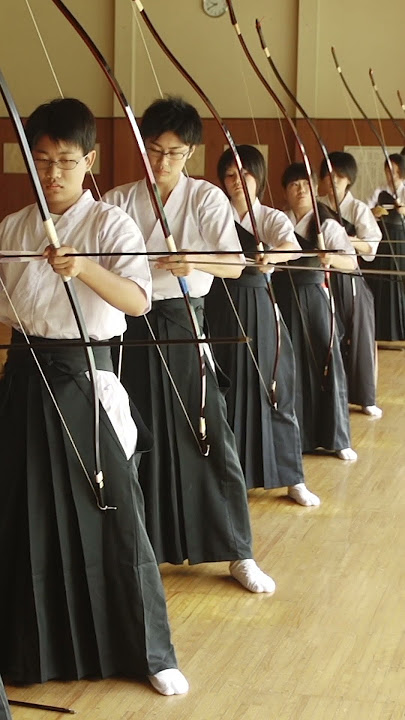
[
  {"xmin": 332, "ymin": 47, "xmax": 405, "ymax": 277},
  {"xmin": 8, "ymin": 6, "xmax": 402, "ymax": 412},
  {"xmin": 255, "ymin": 14, "xmax": 368, "ymax": 380},
  {"xmin": 133, "ymin": 0, "xmax": 281, "ymax": 408},
  {"xmin": 52, "ymin": 0, "xmax": 210, "ymax": 457},
  {"xmin": 255, "ymin": 18, "xmax": 343, "ymax": 224},
  {"xmin": 24, "ymin": 4, "xmax": 404, "ymax": 342},
  {"xmin": 368, "ymin": 69, "xmax": 405, "ymax": 254},
  {"xmin": 255, "ymin": 19, "xmax": 379, "ymax": 378},
  {"xmin": 0, "ymin": 66, "xmax": 110, "ymax": 512},
  {"xmin": 367, "ymin": 71, "xmax": 405, "ymax": 275},
  {"xmin": 254, "ymin": 21, "xmax": 405, "ymax": 368},
  {"xmin": 225, "ymin": 0, "xmax": 335, "ymax": 382}
]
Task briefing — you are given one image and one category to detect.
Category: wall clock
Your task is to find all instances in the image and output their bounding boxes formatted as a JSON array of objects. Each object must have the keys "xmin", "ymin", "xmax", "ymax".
[{"xmin": 202, "ymin": 0, "xmax": 228, "ymax": 18}]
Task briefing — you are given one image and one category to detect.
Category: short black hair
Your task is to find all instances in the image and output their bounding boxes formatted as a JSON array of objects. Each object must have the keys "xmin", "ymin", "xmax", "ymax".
[
  {"xmin": 281, "ymin": 162, "xmax": 316, "ymax": 188},
  {"xmin": 217, "ymin": 145, "xmax": 267, "ymax": 200},
  {"xmin": 319, "ymin": 151, "xmax": 357, "ymax": 187},
  {"xmin": 25, "ymin": 98, "xmax": 96, "ymax": 154},
  {"xmin": 140, "ymin": 96, "xmax": 203, "ymax": 146},
  {"xmin": 385, "ymin": 153, "xmax": 405, "ymax": 178}
]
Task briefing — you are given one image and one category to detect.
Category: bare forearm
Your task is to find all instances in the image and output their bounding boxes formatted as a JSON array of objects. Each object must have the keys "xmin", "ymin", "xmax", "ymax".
[
  {"xmin": 265, "ymin": 242, "xmax": 301, "ymax": 265},
  {"xmin": 352, "ymin": 238, "xmax": 372, "ymax": 256},
  {"xmin": 328, "ymin": 253, "xmax": 357, "ymax": 271},
  {"xmin": 187, "ymin": 253, "xmax": 244, "ymax": 278},
  {"xmin": 78, "ymin": 260, "xmax": 149, "ymax": 315},
  {"xmin": 154, "ymin": 252, "xmax": 244, "ymax": 279},
  {"xmin": 44, "ymin": 245, "xmax": 149, "ymax": 316}
]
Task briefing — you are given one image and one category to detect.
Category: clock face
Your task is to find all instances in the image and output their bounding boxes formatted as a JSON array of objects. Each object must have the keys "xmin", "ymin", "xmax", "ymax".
[{"xmin": 202, "ymin": 0, "xmax": 227, "ymax": 18}]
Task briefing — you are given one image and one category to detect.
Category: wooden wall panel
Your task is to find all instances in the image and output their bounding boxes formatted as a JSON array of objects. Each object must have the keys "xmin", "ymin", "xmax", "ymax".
[
  {"xmin": 1, "ymin": 116, "xmax": 404, "ymax": 222},
  {"xmin": 0, "ymin": 118, "xmax": 114, "ymax": 220},
  {"xmin": 295, "ymin": 118, "xmax": 405, "ymax": 171}
]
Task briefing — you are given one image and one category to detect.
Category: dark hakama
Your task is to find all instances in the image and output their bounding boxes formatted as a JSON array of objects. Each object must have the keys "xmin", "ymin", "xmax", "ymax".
[
  {"xmin": 0, "ymin": 332, "xmax": 177, "ymax": 684},
  {"xmin": 364, "ymin": 209, "xmax": 405, "ymax": 341},
  {"xmin": 273, "ymin": 263, "xmax": 351, "ymax": 453},
  {"xmin": 0, "ymin": 679, "xmax": 11, "ymax": 720},
  {"xmin": 331, "ymin": 272, "xmax": 377, "ymax": 407},
  {"xmin": 119, "ymin": 299, "xmax": 253, "ymax": 566},
  {"xmin": 324, "ymin": 211, "xmax": 378, "ymax": 407},
  {"xmin": 205, "ymin": 272, "xmax": 304, "ymax": 489}
]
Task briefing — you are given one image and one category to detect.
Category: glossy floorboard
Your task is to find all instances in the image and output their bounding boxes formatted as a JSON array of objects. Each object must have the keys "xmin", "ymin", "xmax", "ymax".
[{"xmin": 5, "ymin": 347, "xmax": 405, "ymax": 720}]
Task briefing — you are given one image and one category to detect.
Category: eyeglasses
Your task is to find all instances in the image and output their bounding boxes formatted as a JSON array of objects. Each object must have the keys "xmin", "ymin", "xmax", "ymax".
[
  {"xmin": 146, "ymin": 147, "xmax": 190, "ymax": 162},
  {"xmin": 33, "ymin": 155, "xmax": 89, "ymax": 171}
]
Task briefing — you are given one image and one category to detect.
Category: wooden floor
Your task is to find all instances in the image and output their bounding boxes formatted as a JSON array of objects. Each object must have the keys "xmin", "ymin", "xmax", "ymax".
[{"xmin": 5, "ymin": 347, "xmax": 405, "ymax": 720}]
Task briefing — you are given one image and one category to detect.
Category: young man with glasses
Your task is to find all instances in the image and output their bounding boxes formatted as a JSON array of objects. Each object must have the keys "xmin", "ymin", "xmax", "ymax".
[
  {"xmin": 104, "ymin": 96, "xmax": 275, "ymax": 594},
  {"xmin": 0, "ymin": 98, "xmax": 188, "ymax": 696}
]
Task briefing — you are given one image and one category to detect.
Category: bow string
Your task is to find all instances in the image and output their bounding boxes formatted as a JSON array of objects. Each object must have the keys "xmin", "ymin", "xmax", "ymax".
[
  {"xmin": 52, "ymin": 0, "xmax": 211, "ymax": 456},
  {"xmin": 255, "ymin": 15, "xmax": 343, "ymax": 380},
  {"xmin": 369, "ymin": 69, "xmax": 405, "ymax": 143},
  {"xmin": 0, "ymin": 66, "xmax": 111, "ymax": 511},
  {"xmin": 225, "ymin": 0, "xmax": 336, "ymax": 383},
  {"xmin": 331, "ymin": 47, "xmax": 404, "ymax": 276},
  {"xmin": 133, "ymin": 0, "xmax": 281, "ymax": 407},
  {"xmin": 397, "ymin": 90, "xmax": 405, "ymax": 127}
]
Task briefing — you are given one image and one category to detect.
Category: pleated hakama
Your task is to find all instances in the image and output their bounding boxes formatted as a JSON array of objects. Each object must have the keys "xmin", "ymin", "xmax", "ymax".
[
  {"xmin": 119, "ymin": 299, "xmax": 253, "ymax": 566},
  {"xmin": 331, "ymin": 272, "xmax": 377, "ymax": 407},
  {"xmin": 273, "ymin": 268, "xmax": 352, "ymax": 453},
  {"xmin": 0, "ymin": 333, "xmax": 176, "ymax": 684},
  {"xmin": 364, "ymin": 219, "xmax": 405, "ymax": 341},
  {"xmin": 205, "ymin": 273, "xmax": 304, "ymax": 489}
]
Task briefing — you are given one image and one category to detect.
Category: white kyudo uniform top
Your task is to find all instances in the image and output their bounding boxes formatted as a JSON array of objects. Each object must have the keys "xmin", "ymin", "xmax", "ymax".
[
  {"xmin": 286, "ymin": 209, "xmax": 355, "ymax": 256},
  {"xmin": 0, "ymin": 190, "xmax": 152, "ymax": 459},
  {"xmin": 0, "ymin": 190, "xmax": 151, "ymax": 336},
  {"xmin": 103, "ymin": 173, "xmax": 244, "ymax": 299},
  {"xmin": 319, "ymin": 191, "xmax": 382, "ymax": 261},
  {"xmin": 367, "ymin": 183, "xmax": 405, "ymax": 209},
  {"xmin": 231, "ymin": 198, "xmax": 301, "ymax": 257}
]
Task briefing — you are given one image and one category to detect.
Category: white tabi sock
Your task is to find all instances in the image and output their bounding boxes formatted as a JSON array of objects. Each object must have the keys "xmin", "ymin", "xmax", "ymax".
[
  {"xmin": 288, "ymin": 483, "xmax": 321, "ymax": 506},
  {"xmin": 229, "ymin": 559, "xmax": 276, "ymax": 594},
  {"xmin": 336, "ymin": 447, "xmax": 358, "ymax": 461},
  {"xmin": 148, "ymin": 669, "xmax": 189, "ymax": 696},
  {"xmin": 362, "ymin": 405, "xmax": 383, "ymax": 418}
]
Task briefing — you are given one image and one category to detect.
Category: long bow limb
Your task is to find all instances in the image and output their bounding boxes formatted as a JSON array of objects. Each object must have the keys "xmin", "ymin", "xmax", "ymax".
[
  {"xmin": 255, "ymin": 16, "xmax": 341, "ymax": 379},
  {"xmin": 24, "ymin": 0, "xmax": 104, "ymax": 202},
  {"xmin": 331, "ymin": 47, "xmax": 404, "ymax": 276},
  {"xmin": 0, "ymin": 67, "xmax": 110, "ymax": 511},
  {"xmin": 255, "ymin": 20, "xmax": 366, "ymax": 374},
  {"xmin": 133, "ymin": 0, "xmax": 281, "ymax": 407},
  {"xmin": 225, "ymin": 0, "xmax": 334, "ymax": 381},
  {"xmin": 255, "ymin": 20, "xmax": 342, "ymax": 224},
  {"xmin": 52, "ymin": 0, "xmax": 210, "ymax": 456},
  {"xmin": 369, "ymin": 69, "xmax": 405, "ymax": 143},
  {"xmin": 397, "ymin": 90, "xmax": 405, "ymax": 129}
]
